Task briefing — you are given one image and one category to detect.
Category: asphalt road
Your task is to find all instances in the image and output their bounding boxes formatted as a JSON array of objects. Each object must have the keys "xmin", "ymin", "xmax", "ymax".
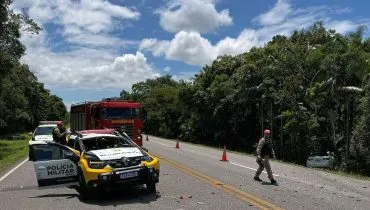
[
  {"xmin": 0, "ymin": 135, "xmax": 369, "ymax": 210},
  {"xmin": 143, "ymin": 136, "xmax": 370, "ymax": 210},
  {"xmin": 0, "ymin": 149, "xmax": 249, "ymax": 209}
]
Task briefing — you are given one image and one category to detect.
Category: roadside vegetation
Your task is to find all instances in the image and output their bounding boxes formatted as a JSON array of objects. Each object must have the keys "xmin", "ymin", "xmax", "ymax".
[
  {"xmin": 0, "ymin": 1, "xmax": 68, "ymax": 172},
  {"xmin": 122, "ymin": 22, "xmax": 370, "ymax": 176},
  {"xmin": 0, "ymin": 134, "xmax": 30, "ymax": 173},
  {"xmin": 0, "ymin": 1, "xmax": 68, "ymax": 136}
]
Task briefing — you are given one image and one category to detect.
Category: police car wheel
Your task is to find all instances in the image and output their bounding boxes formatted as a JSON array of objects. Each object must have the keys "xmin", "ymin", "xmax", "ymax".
[
  {"xmin": 77, "ymin": 169, "xmax": 99, "ymax": 200},
  {"xmin": 77, "ymin": 170, "xmax": 89, "ymax": 199},
  {"xmin": 146, "ymin": 182, "xmax": 156, "ymax": 193},
  {"xmin": 86, "ymin": 181, "xmax": 101, "ymax": 199}
]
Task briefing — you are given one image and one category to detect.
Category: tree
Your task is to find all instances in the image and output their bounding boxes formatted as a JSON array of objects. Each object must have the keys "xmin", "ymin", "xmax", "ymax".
[
  {"xmin": 0, "ymin": 0, "xmax": 41, "ymax": 77},
  {"xmin": 123, "ymin": 22, "xmax": 370, "ymax": 175},
  {"xmin": 0, "ymin": 0, "xmax": 67, "ymax": 134}
]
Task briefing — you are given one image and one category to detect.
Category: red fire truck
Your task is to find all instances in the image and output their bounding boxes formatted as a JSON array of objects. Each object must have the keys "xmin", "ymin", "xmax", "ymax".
[{"xmin": 70, "ymin": 99, "xmax": 144, "ymax": 146}]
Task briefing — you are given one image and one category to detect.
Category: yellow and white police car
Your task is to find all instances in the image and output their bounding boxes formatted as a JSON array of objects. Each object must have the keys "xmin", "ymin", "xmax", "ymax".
[{"xmin": 28, "ymin": 129, "xmax": 159, "ymax": 199}]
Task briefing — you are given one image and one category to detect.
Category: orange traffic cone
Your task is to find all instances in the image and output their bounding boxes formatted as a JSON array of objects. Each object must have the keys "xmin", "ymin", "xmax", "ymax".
[
  {"xmin": 220, "ymin": 146, "xmax": 228, "ymax": 161},
  {"xmin": 175, "ymin": 140, "xmax": 180, "ymax": 149},
  {"xmin": 146, "ymin": 135, "xmax": 149, "ymax": 141}
]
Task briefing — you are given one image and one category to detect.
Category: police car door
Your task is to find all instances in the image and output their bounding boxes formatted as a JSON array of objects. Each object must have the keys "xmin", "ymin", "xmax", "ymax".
[{"xmin": 29, "ymin": 141, "xmax": 79, "ymax": 187}]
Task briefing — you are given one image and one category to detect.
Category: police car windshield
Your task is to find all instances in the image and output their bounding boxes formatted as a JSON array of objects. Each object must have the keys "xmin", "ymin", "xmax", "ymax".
[
  {"xmin": 82, "ymin": 136, "xmax": 134, "ymax": 151},
  {"xmin": 35, "ymin": 126, "xmax": 55, "ymax": 135}
]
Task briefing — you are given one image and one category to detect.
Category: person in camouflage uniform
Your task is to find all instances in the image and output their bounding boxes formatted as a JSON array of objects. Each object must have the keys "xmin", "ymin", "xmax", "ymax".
[
  {"xmin": 52, "ymin": 122, "xmax": 68, "ymax": 145},
  {"xmin": 254, "ymin": 129, "xmax": 277, "ymax": 184}
]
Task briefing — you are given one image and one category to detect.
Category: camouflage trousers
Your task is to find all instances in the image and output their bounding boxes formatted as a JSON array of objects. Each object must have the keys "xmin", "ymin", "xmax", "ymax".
[{"xmin": 255, "ymin": 157, "xmax": 274, "ymax": 180}]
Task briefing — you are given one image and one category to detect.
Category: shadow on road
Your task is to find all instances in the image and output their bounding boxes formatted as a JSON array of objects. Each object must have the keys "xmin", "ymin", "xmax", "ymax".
[
  {"xmin": 29, "ymin": 193, "xmax": 77, "ymax": 199},
  {"xmin": 28, "ymin": 185, "xmax": 161, "ymax": 206},
  {"xmin": 261, "ymin": 181, "xmax": 279, "ymax": 186},
  {"xmin": 82, "ymin": 187, "xmax": 160, "ymax": 207}
]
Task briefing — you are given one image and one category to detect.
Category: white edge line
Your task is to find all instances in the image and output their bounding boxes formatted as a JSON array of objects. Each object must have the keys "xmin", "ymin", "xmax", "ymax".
[
  {"xmin": 0, "ymin": 157, "xmax": 29, "ymax": 182},
  {"xmin": 230, "ymin": 162, "xmax": 279, "ymax": 177}
]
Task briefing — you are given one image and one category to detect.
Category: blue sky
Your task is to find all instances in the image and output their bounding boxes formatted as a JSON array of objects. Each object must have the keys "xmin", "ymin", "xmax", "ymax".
[{"xmin": 11, "ymin": 0, "xmax": 370, "ymax": 110}]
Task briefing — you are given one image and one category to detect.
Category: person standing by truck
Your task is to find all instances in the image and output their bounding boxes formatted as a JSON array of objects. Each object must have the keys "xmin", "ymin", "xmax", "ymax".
[
  {"xmin": 254, "ymin": 129, "xmax": 277, "ymax": 184},
  {"xmin": 52, "ymin": 122, "xmax": 67, "ymax": 145}
]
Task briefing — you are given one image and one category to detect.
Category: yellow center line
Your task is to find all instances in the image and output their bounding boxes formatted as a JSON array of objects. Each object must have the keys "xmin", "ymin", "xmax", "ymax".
[{"xmin": 153, "ymin": 153, "xmax": 284, "ymax": 210}]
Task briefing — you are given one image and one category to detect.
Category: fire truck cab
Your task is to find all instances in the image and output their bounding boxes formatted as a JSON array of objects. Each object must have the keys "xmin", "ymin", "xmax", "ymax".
[{"xmin": 70, "ymin": 99, "xmax": 143, "ymax": 146}]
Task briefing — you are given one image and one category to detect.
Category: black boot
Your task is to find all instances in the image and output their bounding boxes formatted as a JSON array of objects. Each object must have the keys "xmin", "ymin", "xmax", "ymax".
[
  {"xmin": 254, "ymin": 176, "xmax": 262, "ymax": 182},
  {"xmin": 270, "ymin": 179, "xmax": 277, "ymax": 184}
]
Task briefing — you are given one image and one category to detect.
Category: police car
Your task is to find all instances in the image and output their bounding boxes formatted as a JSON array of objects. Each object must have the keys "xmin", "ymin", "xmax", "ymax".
[
  {"xmin": 28, "ymin": 129, "xmax": 160, "ymax": 199},
  {"xmin": 31, "ymin": 121, "xmax": 62, "ymax": 141}
]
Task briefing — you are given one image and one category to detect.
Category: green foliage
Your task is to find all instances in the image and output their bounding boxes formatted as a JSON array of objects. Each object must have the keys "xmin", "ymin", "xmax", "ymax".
[
  {"xmin": 0, "ymin": 0, "xmax": 66, "ymax": 134},
  {"xmin": 0, "ymin": 0, "xmax": 41, "ymax": 77},
  {"xmin": 350, "ymin": 86, "xmax": 370, "ymax": 175},
  {"xmin": 123, "ymin": 22, "xmax": 370, "ymax": 175}
]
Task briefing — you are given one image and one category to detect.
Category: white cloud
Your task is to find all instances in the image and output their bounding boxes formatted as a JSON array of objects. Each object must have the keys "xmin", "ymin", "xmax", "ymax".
[
  {"xmin": 141, "ymin": 0, "xmax": 369, "ymax": 66},
  {"xmin": 157, "ymin": 0, "xmax": 232, "ymax": 33},
  {"xmin": 164, "ymin": 66, "xmax": 171, "ymax": 72},
  {"xmin": 12, "ymin": 0, "xmax": 140, "ymax": 48},
  {"xmin": 21, "ymin": 41, "xmax": 160, "ymax": 90},
  {"xmin": 326, "ymin": 20, "xmax": 358, "ymax": 34},
  {"xmin": 140, "ymin": 31, "xmax": 213, "ymax": 66},
  {"xmin": 161, "ymin": 31, "xmax": 215, "ymax": 66},
  {"xmin": 254, "ymin": 0, "xmax": 292, "ymax": 26},
  {"xmin": 216, "ymin": 29, "xmax": 259, "ymax": 55},
  {"xmin": 13, "ymin": 0, "xmax": 140, "ymax": 30},
  {"xmin": 19, "ymin": 30, "xmax": 159, "ymax": 90},
  {"xmin": 331, "ymin": 7, "xmax": 353, "ymax": 15},
  {"xmin": 64, "ymin": 33, "xmax": 138, "ymax": 47},
  {"xmin": 139, "ymin": 39, "xmax": 170, "ymax": 56},
  {"xmin": 140, "ymin": 30, "xmax": 259, "ymax": 66},
  {"xmin": 11, "ymin": 0, "xmax": 159, "ymax": 91}
]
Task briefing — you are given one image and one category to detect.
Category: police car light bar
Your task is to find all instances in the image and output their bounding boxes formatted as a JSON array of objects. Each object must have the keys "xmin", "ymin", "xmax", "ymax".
[{"xmin": 39, "ymin": 121, "xmax": 63, "ymax": 125}]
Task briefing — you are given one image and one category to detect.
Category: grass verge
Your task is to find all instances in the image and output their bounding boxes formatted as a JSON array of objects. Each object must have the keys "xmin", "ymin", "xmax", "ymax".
[{"xmin": 0, "ymin": 133, "xmax": 30, "ymax": 173}]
